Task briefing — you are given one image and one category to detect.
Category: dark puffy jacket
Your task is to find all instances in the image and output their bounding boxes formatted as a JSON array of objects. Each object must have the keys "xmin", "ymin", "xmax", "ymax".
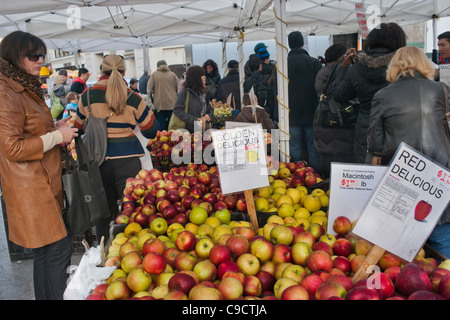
[
  {"xmin": 313, "ymin": 62, "xmax": 354, "ymax": 156},
  {"xmin": 216, "ymin": 70, "xmax": 241, "ymax": 109},
  {"xmin": 332, "ymin": 48, "xmax": 394, "ymax": 163},
  {"xmin": 288, "ymin": 48, "xmax": 322, "ymax": 126},
  {"xmin": 368, "ymin": 72, "xmax": 450, "ymax": 224}
]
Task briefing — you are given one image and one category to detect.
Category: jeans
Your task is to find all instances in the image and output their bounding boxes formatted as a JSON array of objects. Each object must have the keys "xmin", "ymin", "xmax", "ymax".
[
  {"xmin": 157, "ymin": 110, "xmax": 173, "ymax": 131},
  {"xmin": 33, "ymin": 235, "xmax": 73, "ymax": 300},
  {"xmin": 289, "ymin": 125, "xmax": 322, "ymax": 174},
  {"xmin": 427, "ymin": 222, "xmax": 450, "ymax": 260},
  {"xmin": 97, "ymin": 157, "xmax": 142, "ymax": 243}
]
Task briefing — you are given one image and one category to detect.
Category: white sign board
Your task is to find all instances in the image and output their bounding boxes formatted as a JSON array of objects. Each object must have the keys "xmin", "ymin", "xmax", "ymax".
[
  {"xmin": 440, "ymin": 64, "xmax": 450, "ymax": 86},
  {"xmin": 352, "ymin": 143, "xmax": 450, "ymax": 262},
  {"xmin": 327, "ymin": 163, "xmax": 387, "ymax": 235},
  {"xmin": 211, "ymin": 125, "xmax": 269, "ymax": 195}
]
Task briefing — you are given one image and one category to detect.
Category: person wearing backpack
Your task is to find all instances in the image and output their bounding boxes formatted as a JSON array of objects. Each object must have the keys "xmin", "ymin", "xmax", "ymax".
[
  {"xmin": 74, "ymin": 54, "xmax": 158, "ymax": 243},
  {"xmin": 243, "ymin": 57, "xmax": 274, "ymax": 118},
  {"xmin": 203, "ymin": 59, "xmax": 221, "ymax": 101},
  {"xmin": 314, "ymin": 43, "xmax": 354, "ymax": 178}
]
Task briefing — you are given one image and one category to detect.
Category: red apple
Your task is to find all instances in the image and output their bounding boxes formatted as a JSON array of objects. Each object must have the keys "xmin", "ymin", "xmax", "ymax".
[
  {"xmin": 174, "ymin": 252, "xmax": 198, "ymax": 271},
  {"xmin": 332, "ymin": 216, "xmax": 352, "ymax": 235},
  {"xmin": 315, "ymin": 281, "xmax": 346, "ymax": 300},
  {"xmin": 331, "ymin": 238, "xmax": 353, "ymax": 257},
  {"xmin": 438, "ymin": 273, "xmax": 450, "ymax": 299},
  {"xmin": 189, "ymin": 285, "xmax": 223, "ymax": 300},
  {"xmin": 218, "ymin": 276, "xmax": 244, "ymax": 300},
  {"xmin": 304, "ymin": 174, "xmax": 317, "ymax": 187},
  {"xmin": 223, "ymin": 195, "xmax": 237, "ymax": 210},
  {"xmin": 307, "ymin": 250, "xmax": 333, "ymax": 273},
  {"xmin": 141, "ymin": 238, "xmax": 165, "ymax": 256},
  {"xmin": 226, "ymin": 234, "xmax": 249, "ymax": 258},
  {"xmin": 384, "ymin": 265, "xmax": 402, "ymax": 282},
  {"xmin": 236, "ymin": 199, "xmax": 247, "ymax": 212},
  {"xmin": 395, "ymin": 263, "xmax": 431, "ymax": 296},
  {"xmin": 175, "ymin": 230, "xmax": 197, "ymax": 252},
  {"xmin": 243, "ymin": 275, "xmax": 262, "ymax": 297},
  {"xmin": 292, "ymin": 231, "xmax": 315, "ymax": 247},
  {"xmin": 408, "ymin": 290, "xmax": 445, "ymax": 300},
  {"xmin": 414, "ymin": 200, "xmax": 432, "ymax": 221},
  {"xmin": 326, "ymin": 274, "xmax": 353, "ymax": 292},
  {"xmin": 214, "ymin": 201, "xmax": 228, "ymax": 211},
  {"xmin": 168, "ymin": 272, "xmax": 196, "ymax": 295},
  {"xmin": 86, "ymin": 293, "xmax": 106, "ymax": 300},
  {"xmin": 256, "ymin": 271, "xmax": 276, "ymax": 292},
  {"xmin": 209, "ymin": 245, "xmax": 231, "ymax": 266},
  {"xmin": 332, "ymin": 256, "xmax": 351, "ymax": 275},
  {"xmin": 163, "ymin": 247, "xmax": 180, "ymax": 268},
  {"xmin": 105, "ymin": 280, "xmax": 131, "ymax": 300},
  {"xmin": 312, "ymin": 241, "xmax": 333, "ymax": 256},
  {"xmin": 281, "ymin": 285, "xmax": 310, "ymax": 300},
  {"xmin": 271, "ymin": 244, "xmax": 292, "ymax": 265},
  {"xmin": 250, "ymin": 238, "xmax": 274, "ymax": 263},
  {"xmin": 217, "ymin": 260, "xmax": 240, "ymax": 280},
  {"xmin": 430, "ymin": 268, "xmax": 450, "ymax": 292},
  {"xmin": 166, "ymin": 190, "xmax": 181, "ymax": 203},
  {"xmin": 346, "ymin": 286, "xmax": 382, "ymax": 300},
  {"xmin": 143, "ymin": 252, "xmax": 166, "ymax": 275},
  {"xmin": 300, "ymin": 274, "xmax": 324, "ymax": 297},
  {"xmin": 181, "ymin": 195, "xmax": 195, "ymax": 209}
]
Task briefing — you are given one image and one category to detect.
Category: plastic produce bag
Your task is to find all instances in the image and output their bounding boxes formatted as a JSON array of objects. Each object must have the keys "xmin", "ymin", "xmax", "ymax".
[{"xmin": 64, "ymin": 244, "xmax": 116, "ymax": 300}]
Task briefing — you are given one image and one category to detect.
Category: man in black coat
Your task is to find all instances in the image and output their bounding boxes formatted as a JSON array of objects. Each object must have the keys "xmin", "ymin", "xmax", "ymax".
[
  {"xmin": 287, "ymin": 31, "xmax": 323, "ymax": 172},
  {"xmin": 216, "ymin": 60, "xmax": 241, "ymax": 109}
]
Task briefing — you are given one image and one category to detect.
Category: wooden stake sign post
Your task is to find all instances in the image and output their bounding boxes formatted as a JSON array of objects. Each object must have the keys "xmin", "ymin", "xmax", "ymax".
[
  {"xmin": 210, "ymin": 124, "xmax": 269, "ymax": 231},
  {"xmin": 351, "ymin": 143, "xmax": 450, "ymax": 283}
]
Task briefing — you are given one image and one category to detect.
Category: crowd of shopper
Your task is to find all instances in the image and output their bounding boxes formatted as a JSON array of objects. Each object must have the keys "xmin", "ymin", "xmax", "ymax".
[{"xmin": 0, "ymin": 24, "xmax": 449, "ymax": 300}]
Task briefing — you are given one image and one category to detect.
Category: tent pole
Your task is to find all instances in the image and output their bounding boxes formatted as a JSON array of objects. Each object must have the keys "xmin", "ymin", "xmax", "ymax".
[
  {"xmin": 274, "ymin": 0, "xmax": 290, "ymax": 163},
  {"xmin": 237, "ymin": 28, "xmax": 245, "ymax": 110}
]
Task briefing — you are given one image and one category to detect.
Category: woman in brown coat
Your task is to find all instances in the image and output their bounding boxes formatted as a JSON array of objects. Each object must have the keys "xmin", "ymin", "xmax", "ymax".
[{"xmin": 0, "ymin": 31, "xmax": 78, "ymax": 300}]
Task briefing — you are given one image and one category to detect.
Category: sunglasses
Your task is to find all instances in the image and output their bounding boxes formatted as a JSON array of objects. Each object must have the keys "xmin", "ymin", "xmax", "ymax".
[{"xmin": 27, "ymin": 53, "xmax": 46, "ymax": 62}]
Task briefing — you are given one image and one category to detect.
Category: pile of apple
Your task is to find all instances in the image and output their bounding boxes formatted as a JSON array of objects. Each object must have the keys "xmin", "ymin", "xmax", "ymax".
[
  {"xmin": 87, "ymin": 211, "xmax": 450, "ymax": 300},
  {"xmin": 117, "ymin": 165, "xmax": 249, "ymax": 227}
]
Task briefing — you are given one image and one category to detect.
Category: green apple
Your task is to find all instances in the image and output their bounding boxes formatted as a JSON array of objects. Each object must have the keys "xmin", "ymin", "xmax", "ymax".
[
  {"xmin": 150, "ymin": 217, "xmax": 168, "ymax": 235},
  {"xmin": 270, "ymin": 225, "xmax": 293, "ymax": 245},
  {"xmin": 189, "ymin": 206, "xmax": 208, "ymax": 225},
  {"xmin": 214, "ymin": 209, "xmax": 231, "ymax": 225},
  {"xmin": 195, "ymin": 237, "xmax": 215, "ymax": 259},
  {"xmin": 291, "ymin": 242, "xmax": 312, "ymax": 266}
]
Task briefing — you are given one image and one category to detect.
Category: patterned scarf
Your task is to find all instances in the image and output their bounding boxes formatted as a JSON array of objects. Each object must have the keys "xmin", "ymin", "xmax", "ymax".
[{"xmin": 0, "ymin": 57, "xmax": 45, "ymax": 101}]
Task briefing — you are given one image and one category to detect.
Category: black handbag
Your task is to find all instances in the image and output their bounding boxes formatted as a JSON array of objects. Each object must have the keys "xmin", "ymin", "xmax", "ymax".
[
  {"xmin": 62, "ymin": 136, "xmax": 110, "ymax": 236},
  {"xmin": 315, "ymin": 64, "xmax": 359, "ymax": 129}
]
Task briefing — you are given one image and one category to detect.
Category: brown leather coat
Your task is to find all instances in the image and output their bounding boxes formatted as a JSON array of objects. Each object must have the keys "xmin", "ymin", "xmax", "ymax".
[{"xmin": 0, "ymin": 74, "xmax": 67, "ymax": 248}]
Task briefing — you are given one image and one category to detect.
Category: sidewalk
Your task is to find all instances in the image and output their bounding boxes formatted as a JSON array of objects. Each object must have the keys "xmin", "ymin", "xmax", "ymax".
[{"xmin": 0, "ymin": 203, "xmax": 83, "ymax": 300}]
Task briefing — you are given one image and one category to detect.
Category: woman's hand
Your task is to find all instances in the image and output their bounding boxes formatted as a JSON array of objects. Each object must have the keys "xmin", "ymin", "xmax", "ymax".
[
  {"xmin": 341, "ymin": 48, "xmax": 356, "ymax": 67},
  {"xmin": 56, "ymin": 118, "xmax": 78, "ymax": 143},
  {"xmin": 371, "ymin": 156, "xmax": 382, "ymax": 166}
]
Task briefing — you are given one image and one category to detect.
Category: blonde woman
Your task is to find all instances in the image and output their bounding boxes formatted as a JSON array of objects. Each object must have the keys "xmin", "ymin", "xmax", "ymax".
[
  {"xmin": 367, "ymin": 46, "xmax": 450, "ymax": 257},
  {"xmin": 74, "ymin": 54, "xmax": 158, "ymax": 242}
]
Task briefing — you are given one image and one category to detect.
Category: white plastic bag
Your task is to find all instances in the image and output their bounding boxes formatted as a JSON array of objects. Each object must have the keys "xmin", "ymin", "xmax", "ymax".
[{"xmin": 63, "ymin": 246, "xmax": 116, "ymax": 300}]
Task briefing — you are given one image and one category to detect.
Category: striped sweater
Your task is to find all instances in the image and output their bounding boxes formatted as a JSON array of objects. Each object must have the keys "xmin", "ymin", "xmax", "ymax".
[{"xmin": 74, "ymin": 76, "xmax": 158, "ymax": 160}]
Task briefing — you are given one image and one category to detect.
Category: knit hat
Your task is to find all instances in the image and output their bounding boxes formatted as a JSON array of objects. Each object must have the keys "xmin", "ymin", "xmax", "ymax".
[
  {"xmin": 257, "ymin": 47, "xmax": 270, "ymax": 59},
  {"xmin": 254, "ymin": 42, "xmax": 268, "ymax": 54},
  {"xmin": 228, "ymin": 60, "xmax": 239, "ymax": 69},
  {"xmin": 288, "ymin": 31, "xmax": 304, "ymax": 49}
]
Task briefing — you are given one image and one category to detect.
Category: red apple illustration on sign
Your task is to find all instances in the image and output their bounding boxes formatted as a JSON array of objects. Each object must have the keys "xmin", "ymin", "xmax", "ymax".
[{"xmin": 414, "ymin": 200, "xmax": 432, "ymax": 221}]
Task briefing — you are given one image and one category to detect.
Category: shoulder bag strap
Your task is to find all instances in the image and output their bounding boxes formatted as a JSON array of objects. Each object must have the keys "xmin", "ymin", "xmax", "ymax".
[
  {"xmin": 184, "ymin": 89, "xmax": 190, "ymax": 112},
  {"xmin": 321, "ymin": 63, "xmax": 340, "ymax": 97},
  {"xmin": 86, "ymin": 87, "xmax": 92, "ymax": 115}
]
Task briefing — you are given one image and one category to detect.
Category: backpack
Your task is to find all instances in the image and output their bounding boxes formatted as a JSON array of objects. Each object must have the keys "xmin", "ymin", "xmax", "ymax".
[
  {"xmin": 314, "ymin": 64, "xmax": 359, "ymax": 129},
  {"xmin": 81, "ymin": 87, "xmax": 114, "ymax": 166},
  {"xmin": 252, "ymin": 74, "xmax": 272, "ymax": 110}
]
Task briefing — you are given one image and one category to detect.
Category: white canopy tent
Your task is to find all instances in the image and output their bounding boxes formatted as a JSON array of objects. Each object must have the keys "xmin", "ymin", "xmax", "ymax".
[{"xmin": 1, "ymin": 0, "xmax": 449, "ymax": 161}]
